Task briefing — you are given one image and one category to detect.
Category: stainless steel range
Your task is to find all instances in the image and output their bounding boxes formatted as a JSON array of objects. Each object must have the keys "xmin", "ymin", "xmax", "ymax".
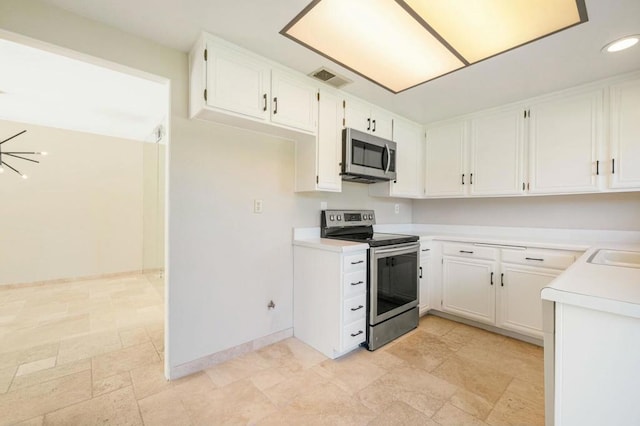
[{"xmin": 321, "ymin": 209, "xmax": 419, "ymax": 350}]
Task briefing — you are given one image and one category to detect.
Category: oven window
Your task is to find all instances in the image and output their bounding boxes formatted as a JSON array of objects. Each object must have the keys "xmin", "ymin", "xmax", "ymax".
[{"xmin": 376, "ymin": 252, "xmax": 418, "ymax": 316}]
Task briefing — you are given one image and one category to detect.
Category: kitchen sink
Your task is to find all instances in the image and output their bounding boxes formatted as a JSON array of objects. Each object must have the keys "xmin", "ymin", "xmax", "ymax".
[{"xmin": 587, "ymin": 249, "xmax": 640, "ymax": 269}]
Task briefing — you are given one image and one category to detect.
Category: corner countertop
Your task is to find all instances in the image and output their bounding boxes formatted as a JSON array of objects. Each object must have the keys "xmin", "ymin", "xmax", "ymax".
[{"xmin": 541, "ymin": 244, "xmax": 640, "ymax": 318}]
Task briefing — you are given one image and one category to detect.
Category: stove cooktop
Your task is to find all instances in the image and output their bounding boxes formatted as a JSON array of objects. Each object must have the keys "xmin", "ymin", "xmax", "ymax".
[{"xmin": 328, "ymin": 232, "xmax": 418, "ymax": 247}]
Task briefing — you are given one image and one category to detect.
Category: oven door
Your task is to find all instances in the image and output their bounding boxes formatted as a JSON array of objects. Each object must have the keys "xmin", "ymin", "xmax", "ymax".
[{"xmin": 369, "ymin": 242, "xmax": 419, "ymax": 325}]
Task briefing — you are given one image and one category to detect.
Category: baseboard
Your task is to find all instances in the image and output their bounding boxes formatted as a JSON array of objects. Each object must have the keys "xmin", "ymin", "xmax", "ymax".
[
  {"xmin": 427, "ymin": 310, "xmax": 544, "ymax": 347},
  {"xmin": 169, "ymin": 327, "xmax": 294, "ymax": 380},
  {"xmin": 0, "ymin": 269, "xmax": 163, "ymax": 288}
]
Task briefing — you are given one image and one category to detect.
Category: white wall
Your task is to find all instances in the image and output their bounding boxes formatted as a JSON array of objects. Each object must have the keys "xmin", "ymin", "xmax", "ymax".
[
  {"xmin": 0, "ymin": 119, "xmax": 146, "ymax": 285},
  {"xmin": 0, "ymin": 0, "xmax": 414, "ymax": 374},
  {"xmin": 413, "ymin": 192, "xmax": 640, "ymax": 231}
]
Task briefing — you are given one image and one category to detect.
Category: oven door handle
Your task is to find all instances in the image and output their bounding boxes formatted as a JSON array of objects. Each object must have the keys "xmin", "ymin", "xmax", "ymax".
[{"xmin": 372, "ymin": 242, "xmax": 420, "ymax": 255}]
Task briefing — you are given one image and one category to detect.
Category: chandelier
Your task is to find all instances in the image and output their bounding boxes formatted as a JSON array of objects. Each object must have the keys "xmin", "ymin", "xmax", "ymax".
[{"xmin": 0, "ymin": 130, "xmax": 47, "ymax": 179}]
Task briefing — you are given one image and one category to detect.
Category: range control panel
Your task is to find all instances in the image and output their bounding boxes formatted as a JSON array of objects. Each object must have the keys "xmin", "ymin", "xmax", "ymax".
[{"xmin": 321, "ymin": 209, "xmax": 375, "ymax": 228}]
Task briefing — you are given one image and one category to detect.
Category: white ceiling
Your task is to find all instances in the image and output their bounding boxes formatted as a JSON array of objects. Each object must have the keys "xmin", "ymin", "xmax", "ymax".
[
  {"xmin": 39, "ymin": 0, "xmax": 640, "ymax": 124},
  {"xmin": 0, "ymin": 38, "xmax": 167, "ymax": 142}
]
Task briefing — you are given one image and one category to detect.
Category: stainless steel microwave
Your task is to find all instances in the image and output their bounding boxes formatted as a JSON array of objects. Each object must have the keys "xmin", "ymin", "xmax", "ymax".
[{"xmin": 341, "ymin": 128, "xmax": 397, "ymax": 183}]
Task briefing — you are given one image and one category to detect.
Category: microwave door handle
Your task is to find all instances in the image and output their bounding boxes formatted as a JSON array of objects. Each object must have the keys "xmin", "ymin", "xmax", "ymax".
[{"xmin": 384, "ymin": 144, "xmax": 391, "ymax": 174}]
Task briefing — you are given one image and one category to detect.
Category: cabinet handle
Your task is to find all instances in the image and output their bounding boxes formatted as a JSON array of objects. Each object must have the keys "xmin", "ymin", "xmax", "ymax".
[
  {"xmin": 462, "ymin": 174, "xmax": 465, "ymax": 185},
  {"xmin": 421, "ymin": 248, "xmax": 430, "ymax": 252},
  {"xmin": 350, "ymin": 305, "xmax": 364, "ymax": 311},
  {"xmin": 459, "ymin": 250, "xmax": 474, "ymax": 254},
  {"xmin": 612, "ymin": 158, "xmax": 615, "ymax": 174},
  {"xmin": 273, "ymin": 97, "xmax": 278, "ymax": 114},
  {"xmin": 350, "ymin": 330, "xmax": 364, "ymax": 337},
  {"xmin": 470, "ymin": 173, "xmax": 473, "ymax": 185},
  {"xmin": 350, "ymin": 280, "xmax": 364, "ymax": 286},
  {"xmin": 501, "ymin": 273, "xmax": 504, "ymax": 287},
  {"xmin": 367, "ymin": 118, "xmax": 371, "ymax": 131},
  {"xmin": 522, "ymin": 182, "xmax": 525, "ymax": 191},
  {"xmin": 596, "ymin": 160, "xmax": 599, "ymax": 176},
  {"xmin": 351, "ymin": 260, "xmax": 364, "ymax": 265},
  {"xmin": 263, "ymin": 94, "xmax": 267, "ymax": 112},
  {"xmin": 490, "ymin": 272, "xmax": 494, "ymax": 285},
  {"xmin": 525, "ymin": 257, "xmax": 544, "ymax": 262},
  {"xmin": 372, "ymin": 119, "xmax": 376, "ymax": 132},
  {"xmin": 419, "ymin": 266, "xmax": 423, "ymax": 279}
]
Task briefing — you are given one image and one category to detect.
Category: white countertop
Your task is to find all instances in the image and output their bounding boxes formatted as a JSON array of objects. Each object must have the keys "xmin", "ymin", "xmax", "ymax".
[
  {"xmin": 293, "ymin": 223, "xmax": 640, "ymax": 317},
  {"xmin": 541, "ymin": 244, "xmax": 640, "ymax": 318}
]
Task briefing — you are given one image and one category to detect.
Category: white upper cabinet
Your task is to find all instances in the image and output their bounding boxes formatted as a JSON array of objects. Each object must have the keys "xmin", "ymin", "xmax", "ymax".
[
  {"xmin": 343, "ymin": 97, "xmax": 394, "ymax": 140},
  {"xmin": 424, "ymin": 120, "xmax": 467, "ymax": 197},
  {"xmin": 204, "ymin": 43, "xmax": 270, "ymax": 120},
  {"xmin": 609, "ymin": 78, "xmax": 640, "ymax": 189},
  {"xmin": 369, "ymin": 117, "xmax": 424, "ymax": 198},
  {"xmin": 295, "ymin": 88, "xmax": 342, "ymax": 192},
  {"xmin": 527, "ymin": 90, "xmax": 603, "ymax": 194},
  {"xmin": 315, "ymin": 89, "xmax": 343, "ymax": 192},
  {"xmin": 469, "ymin": 107, "xmax": 525, "ymax": 196},
  {"xmin": 270, "ymin": 70, "xmax": 317, "ymax": 133},
  {"xmin": 189, "ymin": 33, "xmax": 317, "ymax": 137}
]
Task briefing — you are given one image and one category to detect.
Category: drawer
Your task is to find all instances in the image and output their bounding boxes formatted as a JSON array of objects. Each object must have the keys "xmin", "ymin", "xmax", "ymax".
[
  {"xmin": 343, "ymin": 293, "xmax": 367, "ymax": 324},
  {"xmin": 502, "ymin": 248, "xmax": 579, "ymax": 270},
  {"xmin": 343, "ymin": 252, "xmax": 367, "ymax": 272},
  {"xmin": 443, "ymin": 242, "xmax": 498, "ymax": 261},
  {"xmin": 343, "ymin": 270, "xmax": 366, "ymax": 298},
  {"xmin": 342, "ymin": 318, "xmax": 366, "ymax": 350}
]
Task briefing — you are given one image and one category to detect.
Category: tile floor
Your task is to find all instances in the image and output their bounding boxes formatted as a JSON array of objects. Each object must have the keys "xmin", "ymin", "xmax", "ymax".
[{"xmin": 0, "ymin": 274, "xmax": 544, "ymax": 425}]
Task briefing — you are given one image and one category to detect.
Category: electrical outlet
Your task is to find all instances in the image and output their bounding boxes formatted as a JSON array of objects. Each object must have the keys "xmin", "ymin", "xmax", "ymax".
[
  {"xmin": 254, "ymin": 199, "xmax": 263, "ymax": 214},
  {"xmin": 394, "ymin": 204, "xmax": 400, "ymax": 214}
]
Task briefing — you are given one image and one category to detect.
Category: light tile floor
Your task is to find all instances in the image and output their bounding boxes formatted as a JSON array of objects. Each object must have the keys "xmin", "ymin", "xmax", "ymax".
[{"xmin": 0, "ymin": 274, "xmax": 544, "ymax": 425}]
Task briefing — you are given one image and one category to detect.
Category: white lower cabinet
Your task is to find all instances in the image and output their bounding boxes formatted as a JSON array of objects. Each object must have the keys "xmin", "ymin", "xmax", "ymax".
[
  {"xmin": 419, "ymin": 243, "xmax": 432, "ymax": 315},
  {"xmin": 293, "ymin": 246, "xmax": 366, "ymax": 358},
  {"xmin": 442, "ymin": 245, "xmax": 498, "ymax": 325},
  {"xmin": 498, "ymin": 264, "xmax": 560, "ymax": 338},
  {"xmin": 440, "ymin": 242, "xmax": 581, "ymax": 339}
]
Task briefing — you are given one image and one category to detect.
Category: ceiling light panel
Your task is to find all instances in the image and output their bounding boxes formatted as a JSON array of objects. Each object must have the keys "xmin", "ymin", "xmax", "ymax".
[
  {"xmin": 282, "ymin": 0, "xmax": 464, "ymax": 93},
  {"xmin": 401, "ymin": 0, "xmax": 587, "ymax": 64}
]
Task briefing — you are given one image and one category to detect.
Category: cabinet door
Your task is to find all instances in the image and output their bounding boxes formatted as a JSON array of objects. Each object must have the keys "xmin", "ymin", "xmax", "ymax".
[
  {"xmin": 343, "ymin": 97, "xmax": 372, "ymax": 134},
  {"xmin": 419, "ymin": 251, "xmax": 431, "ymax": 315},
  {"xmin": 528, "ymin": 91, "xmax": 602, "ymax": 194},
  {"xmin": 370, "ymin": 108, "xmax": 394, "ymax": 140},
  {"xmin": 498, "ymin": 264, "xmax": 559, "ymax": 338},
  {"xmin": 316, "ymin": 89, "xmax": 342, "ymax": 192},
  {"xmin": 609, "ymin": 78, "xmax": 640, "ymax": 189},
  {"xmin": 270, "ymin": 70, "xmax": 317, "ymax": 133},
  {"xmin": 442, "ymin": 257, "xmax": 496, "ymax": 325},
  {"xmin": 470, "ymin": 108, "xmax": 525, "ymax": 196},
  {"xmin": 391, "ymin": 118, "xmax": 424, "ymax": 197},
  {"xmin": 425, "ymin": 121, "xmax": 467, "ymax": 196},
  {"xmin": 206, "ymin": 43, "xmax": 270, "ymax": 120}
]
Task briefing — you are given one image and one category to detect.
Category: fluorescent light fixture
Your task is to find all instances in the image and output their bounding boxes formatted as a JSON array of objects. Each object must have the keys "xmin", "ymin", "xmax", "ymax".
[
  {"xmin": 282, "ymin": 0, "xmax": 588, "ymax": 93},
  {"xmin": 603, "ymin": 35, "xmax": 640, "ymax": 53}
]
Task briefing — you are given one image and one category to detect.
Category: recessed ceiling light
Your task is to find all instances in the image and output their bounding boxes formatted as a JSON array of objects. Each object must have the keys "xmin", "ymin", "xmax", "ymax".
[
  {"xmin": 281, "ymin": 0, "xmax": 588, "ymax": 93},
  {"xmin": 602, "ymin": 35, "xmax": 640, "ymax": 53}
]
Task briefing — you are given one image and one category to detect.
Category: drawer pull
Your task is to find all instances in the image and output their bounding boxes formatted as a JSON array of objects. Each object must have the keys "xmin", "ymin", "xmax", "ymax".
[
  {"xmin": 422, "ymin": 248, "xmax": 431, "ymax": 252},
  {"xmin": 351, "ymin": 260, "xmax": 364, "ymax": 265},
  {"xmin": 350, "ymin": 281, "xmax": 364, "ymax": 286},
  {"xmin": 350, "ymin": 305, "xmax": 364, "ymax": 311},
  {"xmin": 350, "ymin": 330, "xmax": 364, "ymax": 337},
  {"xmin": 525, "ymin": 257, "xmax": 544, "ymax": 262},
  {"xmin": 460, "ymin": 250, "xmax": 474, "ymax": 254}
]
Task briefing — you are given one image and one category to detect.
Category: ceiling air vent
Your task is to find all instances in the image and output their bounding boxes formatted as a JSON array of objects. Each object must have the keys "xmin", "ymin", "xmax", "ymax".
[{"xmin": 309, "ymin": 67, "xmax": 352, "ymax": 88}]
